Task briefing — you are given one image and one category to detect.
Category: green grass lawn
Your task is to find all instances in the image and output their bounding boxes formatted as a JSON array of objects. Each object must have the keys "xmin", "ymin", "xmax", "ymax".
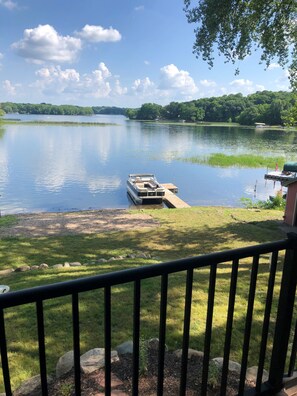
[{"xmin": 0, "ymin": 207, "xmax": 288, "ymax": 391}]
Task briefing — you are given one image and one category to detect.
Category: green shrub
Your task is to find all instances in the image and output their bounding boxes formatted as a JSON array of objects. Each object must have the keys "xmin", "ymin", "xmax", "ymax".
[{"xmin": 240, "ymin": 192, "xmax": 286, "ymax": 210}]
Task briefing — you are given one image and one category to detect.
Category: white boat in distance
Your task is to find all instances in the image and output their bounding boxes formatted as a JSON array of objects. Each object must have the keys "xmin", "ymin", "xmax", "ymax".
[{"xmin": 127, "ymin": 174, "xmax": 165, "ymax": 204}]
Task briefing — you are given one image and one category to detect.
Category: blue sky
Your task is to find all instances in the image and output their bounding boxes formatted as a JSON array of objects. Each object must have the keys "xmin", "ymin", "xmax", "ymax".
[{"xmin": 0, "ymin": 0, "xmax": 291, "ymax": 108}]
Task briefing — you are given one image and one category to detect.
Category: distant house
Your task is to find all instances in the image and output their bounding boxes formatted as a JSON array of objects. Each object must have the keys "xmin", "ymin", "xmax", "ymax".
[
  {"xmin": 265, "ymin": 162, "xmax": 297, "ymax": 226},
  {"xmin": 255, "ymin": 122, "xmax": 266, "ymax": 128}
]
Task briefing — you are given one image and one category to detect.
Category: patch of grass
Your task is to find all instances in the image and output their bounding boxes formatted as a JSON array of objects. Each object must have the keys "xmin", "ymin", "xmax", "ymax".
[
  {"xmin": 0, "ymin": 215, "xmax": 18, "ymax": 228},
  {"xmin": 181, "ymin": 153, "xmax": 286, "ymax": 168},
  {"xmin": 0, "ymin": 207, "xmax": 287, "ymax": 392}
]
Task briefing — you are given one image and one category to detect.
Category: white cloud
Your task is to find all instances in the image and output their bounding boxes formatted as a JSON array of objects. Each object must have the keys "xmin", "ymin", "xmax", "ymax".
[
  {"xmin": 0, "ymin": 53, "xmax": 3, "ymax": 59},
  {"xmin": 113, "ymin": 79, "xmax": 127, "ymax": 95},
  {"xmin": 274, "ymin": 69, "xmax": 290, "ymax": 90},
  {"xmin": 132, "ymin": 77, "xmax": 155, "ymax": 93},
  {"xmin": 2, "ymin": 79, "xmax": 20, "ymax": 95},
  {"xmin": 267, "ymin": 63, "xmax": 281, "ymax": 70},
  {"xmin": 229, "ymin": 79, "xmax": 253, "ymax": 87},
  {"xmin": 159, "ymin": 64, "xmax": 198, "ymax": 96},
  {"xmin": 0, "ymin": 0, "xmax": 17, "ymax": 10},
  {"xmin": 12, "ymin": 24, "xmax": 82, "ymax": 64},
  {"xmin": 199, "ymin": 79, "xmax": 217, "ymax": 87},
  {"xmin": 36, "ymin": 66, "xmax": 80, "ymax": 86},
  {"xmin": 228, "ymin": 79, "xmax": 265, "ymax": 94},
  {"xmin": 76, "ymin": 25, "xmax": 121, "ymax": 43},
  {"xmin": 144, "ymin": 60, "xmax": 150, "ymax": 65},
  {"xmin": 34, "ymin": 62, "xmax": 126, "ymax": 99}
]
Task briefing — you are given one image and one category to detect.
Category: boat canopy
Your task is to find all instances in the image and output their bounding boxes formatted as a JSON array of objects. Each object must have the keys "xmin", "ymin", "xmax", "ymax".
[{"xmin": 283, "ymin": 162, "xmax": 297, "ymax": 172}]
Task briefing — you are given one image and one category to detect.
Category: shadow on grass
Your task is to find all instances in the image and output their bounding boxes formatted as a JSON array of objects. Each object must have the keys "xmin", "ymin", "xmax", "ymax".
[
  {"xmin": 2, "ymin": 251, "xmax": 287, "ymax": 393},
  {"xmin": 0, "ymin": 210, "xmax": 289, "ymax": 392},
  {"xmin": 0, "ymin": 214, "xmax": 286, "ymax": 272}
]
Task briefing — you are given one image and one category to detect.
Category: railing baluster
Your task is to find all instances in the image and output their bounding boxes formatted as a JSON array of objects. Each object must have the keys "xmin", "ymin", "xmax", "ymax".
[
  {"xmin": 36, "ymin": 300, "xmax": 48, "ymax": 395},
  {"xmin": 157, "ymin": 274, "xmax": 168, "ymax": 396},
  {"xmin": 104, "ymin": 286, "xmax": 111, "ymax": 396},
  {"xmin": 268, "ymin": 233, "xmax": 297, "ymax": 393},
  {"xmin": 0, "ymin": 237, "xmax": 294, "ymax": 396},
  {"xmin": 72, "ymin": 293, "xmax": 81, "ymax": 396},
  {"xmin": 180, "ymin": 268, "xmax": 194, "ymax": 396},
  {"xmin": 132, "ymin": 279, "xmax": 141, "ymax": 396},
  {"xmin": 288, "ymin": 318, "xmax": 297, "ymax": 377},
  {"xmin": 201, "ymin": 263, "xmax": 217, "ymax": 394},
  {"xmin": 256, "ymin": 250, "xmax": 278, "ymax": 391},
  {"xmin": 220, "ymin": 258, "xmax": 239, "ymax": 396},
  {"xmin": 0, "ymin": 308, "xmax": 12, "ymax": 396},
  {"xmin": 238, "ymin": 255, "xmax": 260, "ymax": 394}
]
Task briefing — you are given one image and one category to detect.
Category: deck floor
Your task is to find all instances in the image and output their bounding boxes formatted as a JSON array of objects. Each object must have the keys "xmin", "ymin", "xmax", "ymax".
[{"xmin": 161, "ymin": 185, "xmax": 190, "ymax": 209}]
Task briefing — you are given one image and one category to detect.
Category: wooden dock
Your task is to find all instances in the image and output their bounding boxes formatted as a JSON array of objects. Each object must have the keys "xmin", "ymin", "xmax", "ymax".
[{"xmin": 161, "ymin": 183, "xmax": 190, "ymax": 208}]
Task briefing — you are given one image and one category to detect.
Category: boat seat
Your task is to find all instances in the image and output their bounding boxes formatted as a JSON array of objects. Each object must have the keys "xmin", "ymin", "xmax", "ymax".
[{"xmin": 144, "ymin": 182, "xmax": 157, "ymax": 189}]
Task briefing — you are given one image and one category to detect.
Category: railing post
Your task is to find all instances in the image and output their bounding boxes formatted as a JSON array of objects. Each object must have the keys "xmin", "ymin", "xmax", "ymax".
[{"xmin": 267, "ymin": 233, "xmax": 297, "ymax": 394}]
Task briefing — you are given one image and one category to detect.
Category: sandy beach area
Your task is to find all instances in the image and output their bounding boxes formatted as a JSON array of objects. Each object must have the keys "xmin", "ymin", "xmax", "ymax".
[{"xmin": 0, "ymin": 209, "xmax": 159, "ymax": 237}]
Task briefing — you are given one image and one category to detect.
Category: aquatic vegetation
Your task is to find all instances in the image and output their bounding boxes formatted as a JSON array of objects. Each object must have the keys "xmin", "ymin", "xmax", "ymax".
[{"xmin": 182, "ymin": 153, "xmax": 286, "ymax": 168}]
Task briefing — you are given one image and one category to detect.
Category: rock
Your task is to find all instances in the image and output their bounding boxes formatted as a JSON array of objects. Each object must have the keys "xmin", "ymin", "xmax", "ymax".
[
  {"xmin": 64, "ymin": 262, "xmax": 70, "ymax": 267},
  {"xmin": 174, "ymin": 348, "xmax": 204, "ymax": 359},
  {"xmin": 96, "ymin": 258, "xmax": 107, "ymax": 263},
  {"xmin": 108, "ymin": 257, "xmax": 116, "ymax": 261},
  {"xmin": 56, "ymin": 350, "xmax": 74, "ymax": 378},
  {"xmin": 69, "ymin": 262, "xmax": 82, "ymax": 267},
  {"xmin": 30, "ymin": 265, "xmax": 39, "ymax": 270},
  {"xmin": 0, "ymin": 285, "xmax": 10, "ymax": 294},
  {"xmin": 147, "ymin": 338, "xmax": 159, "ymax": 350},
  {"xmin": 116, "ymin": 341, "xmax": 133, "ymax": 355},
  {"xmin": 0, "ymin": 268, "xmax": 14, "ymax": 276},
  {"xmin": 39, "ymin": 263, "xmax": 49, "ymax": 269},
  {"xmin": 136, "ymin": 252, "xmax": 147, "ymax": 259},
  {"xmin": 15, "ymin": 265, "xmax": 31, "ymax": 272},
  {"xmin": 80, "ymin": 348, "xmax": 119, "ymax": 374},
  {"xmin": 52, "ymin": 264, "xmax": 63, "ymax": 269},
  {"xmin": 246, "ymin": 366, "xmax": 269, "ymax": 383},
  {"xmin": 14, "ymin": 374, "xmax": 53, "ymax": 396},
  {"xmin": 211, "ymin": 357, "xmax": 241, "ymax": 374}
]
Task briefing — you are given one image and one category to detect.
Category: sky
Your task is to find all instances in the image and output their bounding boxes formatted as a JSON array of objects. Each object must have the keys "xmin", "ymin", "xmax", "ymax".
[{"xmin": 0, "ymin": 0, "xmax": 291, "ymax": 108}]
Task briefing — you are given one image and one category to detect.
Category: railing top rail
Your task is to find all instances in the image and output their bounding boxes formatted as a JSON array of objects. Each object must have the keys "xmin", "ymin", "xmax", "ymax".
[{"xmin": 0, "ymin": 237, "xmax": 294, "ymax": 309}]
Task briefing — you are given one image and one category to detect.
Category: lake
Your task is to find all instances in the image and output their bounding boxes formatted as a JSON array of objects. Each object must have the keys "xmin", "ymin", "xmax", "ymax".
[{"xmin": 0, "ymin": 114, "xmax": 295, "ymax": 214}]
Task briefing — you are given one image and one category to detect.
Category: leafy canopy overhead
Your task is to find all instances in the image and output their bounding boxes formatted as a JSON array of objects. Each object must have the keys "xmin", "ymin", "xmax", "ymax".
[{"xmin": 184, "ymin": 0, "xmax": 297, "ymax": 89}]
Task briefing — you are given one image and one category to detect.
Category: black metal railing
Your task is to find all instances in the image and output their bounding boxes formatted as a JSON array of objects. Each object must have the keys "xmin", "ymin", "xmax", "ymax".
[{"xmin": 1, "ymin": 234, "xmax": 297, "ymax": 395}]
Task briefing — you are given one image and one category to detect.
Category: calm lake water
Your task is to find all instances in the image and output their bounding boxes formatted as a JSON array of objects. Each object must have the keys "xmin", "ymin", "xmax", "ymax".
[{"xmin": 0, "ymin": 114, "xmax": 295, "ymax": 214}]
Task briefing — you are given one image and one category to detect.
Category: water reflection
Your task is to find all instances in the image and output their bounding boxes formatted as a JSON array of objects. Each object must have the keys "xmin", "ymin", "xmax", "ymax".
[{"xmin": 0, "ymin": 115, "xmax": 293, "ymax": 214}]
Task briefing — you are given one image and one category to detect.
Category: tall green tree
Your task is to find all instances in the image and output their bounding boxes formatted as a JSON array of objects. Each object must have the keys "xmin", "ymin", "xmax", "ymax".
[
  {"xmin": 184, "ymin": 0, "xmax": 297, "ymax": 89},
  {"xmin": 136, "ymin": 103, "xmax": 163, "ymax": 120}
]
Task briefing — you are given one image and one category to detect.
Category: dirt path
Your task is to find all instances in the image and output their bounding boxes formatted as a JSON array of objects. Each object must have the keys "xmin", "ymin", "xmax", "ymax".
[{"xmin": 0, "ymin": 209, "xmax": 159, "ymax": 237}]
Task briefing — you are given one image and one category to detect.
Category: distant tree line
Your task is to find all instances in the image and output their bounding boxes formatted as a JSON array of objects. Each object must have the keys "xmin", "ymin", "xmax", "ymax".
[
  {"xmin": 0, "ymin": 102, "xmax": 126, "ymax": 116},
  {"xmin": 1, "ymin": 91, "xmax": 296, "ymax": 126},
  {"xmin": 126, "ymin": 91, "xmax": 297, "ymax": 126}
]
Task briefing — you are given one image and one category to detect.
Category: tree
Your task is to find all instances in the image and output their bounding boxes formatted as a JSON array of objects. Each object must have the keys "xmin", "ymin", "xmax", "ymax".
[
  {"xmin": 136, "ymin": 103, "xmax": 163, "ymax": 120},
  {"xmin": 184, "ymin": 0, "xmax": 297, "ymax": 89},
  {"xmin": 282, "ymin": 96, "xmax": 297, "ymax": 126},
  {"xmin": 126, "ymin": 108, "xmax": 138, "ymax": 119}
]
